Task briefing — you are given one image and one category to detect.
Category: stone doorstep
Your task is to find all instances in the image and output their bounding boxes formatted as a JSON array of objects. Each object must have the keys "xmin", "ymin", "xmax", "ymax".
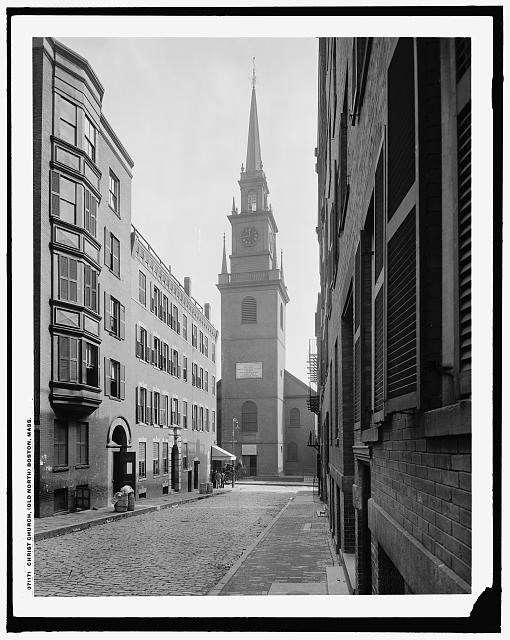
[{"xmin": 34, "ymin": 490, "xmax": 231, "ymax": 542}]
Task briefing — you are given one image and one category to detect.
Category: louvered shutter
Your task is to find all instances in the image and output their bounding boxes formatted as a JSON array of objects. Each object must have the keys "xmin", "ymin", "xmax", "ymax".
[
  {"xmin": 372, "ymin": 144, "xmax": 385, "ymax": 419},
  {"xmin": 354, "ymin": 243, "xmax": 362, "ymax": 426},
  {"xmin": 104, "ymin": 292, "xmax": 111, "ymax": 330},
  {"xmin": 384, "ymin": 38, "xmax": 418, "ymax": 413},
  {"xmin": 458, "ymin": 102, "xmax": 471, "ymax": 396},
  {"xmin": 120, "ymin": 304, "xmax": 126, "ymax": 340},
  {"xmin": 104, "ymin": 357, "xmax": 110, "ymax": 397},
  {"xmin": 120, "ymin": 364, "xmax": 125, "ymax": 400},
  {"xmin": 59, "ymin": 335, "xmax": 69, "ymax": 381},
  {"xmin": 136, "ymin": 386, "xmax": 140, "ymax": 423},
  {"xmin": 104, "ymin": 227, "xmax": 111, "ymax": 269},
  {"xmin": 81, "ymin": 340, "xmax": 87, "ymax": 384},
  {"xmin": 50, "ymin": 171, "xmax": 60, "ymax": 218}
]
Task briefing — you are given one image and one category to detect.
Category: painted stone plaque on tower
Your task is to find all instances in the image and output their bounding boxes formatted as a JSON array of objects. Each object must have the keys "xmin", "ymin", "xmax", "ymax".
[{"xmin": 236, "ymin": 362, "xmax": 263, "ymax": 379}]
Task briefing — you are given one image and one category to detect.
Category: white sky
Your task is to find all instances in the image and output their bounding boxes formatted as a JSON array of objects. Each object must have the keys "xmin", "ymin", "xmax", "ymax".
[{"xmin": 59, "ymin": 37, "xmax": 319, "ymax": 383}]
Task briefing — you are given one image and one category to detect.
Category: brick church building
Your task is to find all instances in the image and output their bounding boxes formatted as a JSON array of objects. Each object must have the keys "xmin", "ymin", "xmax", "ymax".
[{"xmin": 217, "ymin": 74, "xmax": 316, "ymax": 478}]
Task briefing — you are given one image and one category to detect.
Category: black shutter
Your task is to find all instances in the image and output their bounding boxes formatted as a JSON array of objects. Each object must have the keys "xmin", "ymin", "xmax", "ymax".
[
  {"xmin": 120, "ymin": 364, "xmax": 125, "ymax": 400},
  {"xmin": 81, "ymin": 340, "xmax": 87, "ymax": 385},
  {"xmin": 104, "ymin": 357, "xmax": 110, "ymax": 397},
  {"xmin": 388, "ymin": 38, "xmax": 415, "ymax": 221},
  {"xmin": 50, "ymin": 171, "xmax": 60, "ymax": 217},
  {"xmin": 386, "ymin": 209, "xmax": 417, "ymax": 401},
  {"xmin": 374, "ymin": 152, "xmax": 384, "ymax": 279},
  {"xmin": 458, "ymin": 102, "xmax": 471, "ymax": 395},
  {"xmin": 120, "ymin": 304, "xmax": 126, "ymax": 340},
  {"xmin": 136, "ymin": 386, "xmax": 139, "ymax": 423},
  {"xmin": 104, "ymin": 292, "xmax": 110, "ymax": 330},
  {"xmin": 354, "ymin": 243, "xmax": 362, "ymax": 425},
  {"xmin": 104, "ymin": 227, "xmax": 111, "ymax": 268},
  {"xmin": 374, "ymin": 286, "xmax": 385, "ymax": 413}
]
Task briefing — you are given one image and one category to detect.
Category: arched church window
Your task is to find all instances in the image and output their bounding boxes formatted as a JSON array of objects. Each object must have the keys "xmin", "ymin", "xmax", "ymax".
[
  {"xmin": 241, "ymin": 401, "xmax": 258, "ymax": 432},
  {"xmin": 287, "ymin": 441, "xmax": 298, "ymax": 462},
  {"xmin": 290, "ymin": 408, "xmax": 300, "ymax": 427},
  {"xmin": 247, "ymin": 190, "xmax": 257, "ymax": 212},
  {"xmin": 241, "ymin": 296, "xmax": 257, "ymax": 324}
]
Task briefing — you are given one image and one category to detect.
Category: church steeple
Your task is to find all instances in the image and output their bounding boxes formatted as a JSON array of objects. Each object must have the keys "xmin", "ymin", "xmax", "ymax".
[
  {"xmin": 245, "ymin": 82, "xmax": 262, "ymax": 172},
  {"xmin": 221, "ymin": 233, "xmax": 228, "ymax": 274}
]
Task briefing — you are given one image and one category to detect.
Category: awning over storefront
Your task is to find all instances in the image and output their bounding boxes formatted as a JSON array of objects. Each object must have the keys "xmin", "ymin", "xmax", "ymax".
[{"xmin": 211, "ymin": 445, "xmax": 236, "ymax": 461}]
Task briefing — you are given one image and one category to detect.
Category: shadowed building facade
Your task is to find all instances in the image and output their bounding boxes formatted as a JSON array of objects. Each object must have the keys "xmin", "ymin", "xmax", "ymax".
[{"xmin": 217, "ymin": 77, "xmax": 316, "ymax": 477}]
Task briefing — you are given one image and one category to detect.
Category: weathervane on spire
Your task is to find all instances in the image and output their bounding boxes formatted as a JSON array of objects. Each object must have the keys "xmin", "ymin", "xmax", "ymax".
[{"xmin": 252, "ymin": 57, "xmax": 256, "ymax": 88}]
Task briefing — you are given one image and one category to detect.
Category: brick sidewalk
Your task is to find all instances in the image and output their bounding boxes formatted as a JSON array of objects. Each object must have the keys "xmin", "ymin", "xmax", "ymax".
[
  {"xmin": 34, "ymin": 488, "xmax": 231, "ymax": 542},
  {"xmin": 209, "ymin": 491, "xmax": 350, "ymax": 595}
]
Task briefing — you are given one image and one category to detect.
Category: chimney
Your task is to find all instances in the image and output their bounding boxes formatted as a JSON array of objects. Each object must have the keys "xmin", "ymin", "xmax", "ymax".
[
  {"xmin": 184, "ymin": 277, "xmax": 191, "ymax": 296},
  {"xmin": 204, "ymin": 303, "xmax": 210, "ymax": 320}
]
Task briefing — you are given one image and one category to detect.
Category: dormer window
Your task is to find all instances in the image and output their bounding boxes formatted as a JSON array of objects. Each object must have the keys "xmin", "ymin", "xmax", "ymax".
[{"xmin": 247, "ymin": 190, "xmax": 257, "ymax": 212}]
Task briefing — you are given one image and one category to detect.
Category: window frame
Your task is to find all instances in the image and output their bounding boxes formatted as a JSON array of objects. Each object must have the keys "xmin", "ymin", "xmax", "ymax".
[
  {"xmin": 54, "ymin": 420, "xmax": 68, "ymax": 468},
  {"xmin": 108, "ymin": 170, "xmax": 120, "ymax": 215}
]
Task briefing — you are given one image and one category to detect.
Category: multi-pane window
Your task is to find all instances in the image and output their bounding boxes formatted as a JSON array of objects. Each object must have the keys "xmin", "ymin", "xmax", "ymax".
[
  {"xmin": 105, "ymin": 358, "xmax": 125, "ymax": 399},
  {"xmin": 162, "ymin": 442, "xmax": 169, "ymax": 474},
  {"xmin": 58, "ymin": 255, "xmax": 78, "ymax": 303},
  {"xmin": 191, "ymin": 363, "xmax": 197, "ymax": 387},
  {"xmin": 182, "ymin": 401, "xmax": 188, "ymax": 428},
  {"xmin": 212, "ymin": 410, "xmax": 216, "ymax": 432},
  {"xmin": 162, "ymin": 394, "xmax": 169, "ymax": 427},
  {"xmin": 162, "ymin": 342, "xmax": 169, "ymax": 373},
  {"xmin": 54, "ymin": 420, "xmax": 68, "ymax": 467},
  {"xmin": 154, "ymin": 392, "xmax": 161, "ymax": 425},
  {"xmin": 199, "ymin": 407, "xmax": 204, "ymax": 431},
  {"xmin": 137, "ymin": 386, "xmax": 147, "ymax": 423},
  {"xmin": 109, "ymin": 170, "xmax": 120, "ymax": 214},
  {"xmin": 204, "ymin": 371, "xmax": 209, "ymax": 393},
  {"xmin": 58, "ymin": 96, "xmax": 77, "ymax": 145},
  {"xmin": 182, "ymin": 315, "xmax": 188, "ymax": 340},
  {"xmin": 199, "ymin": 368, "xmax": 204, "ymax": 390},
  {"xmin": 212, "ymin": 376, "xmax": 216, "ymax": 396},
  {"xmin": 57, "ymin": 335, "xmax": 79, "ymax": 383},
  {"xmin": 153, "ymin": 441, "xmax": 160, "ymax": 475},
  {"xmin": 84, "ymin": 116, "xmax": 96, "ymax": 162},
  {"xmin": 171, "ymin": 304, "xmax": 179, "ymax": 332},
  {"xmin": 204, "ymin": 336, "xmax": 209, "ymax": 358},
  {"xmin": 171, "ymin": 349, "xmax": 180, "ymax": 377},
  {"xmin": 199, "ymin": 331, "xmax": 204, "ymax": 353},
  {"xmin": 76, "ymin": 422, "xmax": 88, "ymax": 465},
  {"xmin": 105, "ymin": 230, "xmax": 120, "ymax": 277},
  {"xmin": 205, "ymin": 408, "xmax": 210, "ymax": 431},
  {"xmin": 183, "ymin": 356, "xmax": 188, "ymax": 382},
  {"xmin": 139, "ymin": 271, "xmax": 146, "ymax": 306},
  {"xmin": 153, "ymin": 336, "xmax": 161, "ymax": 369},
  {"xmin": 105, "ymin": 294, "xmax": 125, "ymax": 339},
  {"xmin": 136, "ymin": 326, "xmax": 149, "ymax": 361},
  {"xmin": 84, "ymin": 342, "xmax": 99, "ymax": 387},
  {"xmin": 162, "ymin": 295, "xmax": 169, "ymax": 324},
  {"xmin": 192, "ymin": 324, "xmax": 198, "ymax": 348},
  {"xmin": 84, "ymin": 189, "xmax": 97, "ymax": 237},
  {"xmin": 171, "ymin": 398, "xmax": 179, "ymax": 426},
  {"xmin": 84, "ymin": 265, "xmax": 98, "ymax": 312},
  {"xmin": 59, "ymin": 176, "xmax": 77, "ymax": 224},
  {"xmin": 192, "ymin": 404, "xmax": 198, "ymax": 430},
  {"xmin": 138, "ymin": 441, "xmax": 146, "ymax": 478}
]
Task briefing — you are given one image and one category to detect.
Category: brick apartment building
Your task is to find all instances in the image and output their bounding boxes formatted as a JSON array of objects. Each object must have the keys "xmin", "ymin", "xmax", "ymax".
[
  {"xmin": 33, "ymin": 37, "xmax": 218, "ymax": 517},
  {"xmin": 313, "ymin": 38, "xmax": 471, "ymax": 593}
]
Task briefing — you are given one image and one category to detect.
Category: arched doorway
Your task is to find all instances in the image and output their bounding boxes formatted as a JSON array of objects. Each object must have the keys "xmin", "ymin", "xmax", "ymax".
[
  {"xmin": 107, "ymin": 417, "xmax": 135, "ymax": 496},
  {"xmin": 171, "ymin": 444, "xmax": 179, "ymax": 490}
]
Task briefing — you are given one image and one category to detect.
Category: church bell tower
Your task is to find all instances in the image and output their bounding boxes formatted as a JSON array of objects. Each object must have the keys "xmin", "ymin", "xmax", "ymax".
[{"xmin": 217, "ymin": 64, "xmax": 289, "ymax": 476}]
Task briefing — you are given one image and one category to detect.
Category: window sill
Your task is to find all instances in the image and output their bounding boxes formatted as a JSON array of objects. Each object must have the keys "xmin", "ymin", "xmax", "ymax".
[
  {"xmin": 75, "ymin": 464, "xmax": 90, "ymax": 469},
  {"xmin": 108, "ymin": 204, "xmax": 121, "ymax": 219},
  {"xmin": 419, "ymin": 400, "xmax": 471, "ymax": 438},
  {"xmin": 361, "ymin": 426, "xmax": 382, "ymax": 444},
  {"xmin": 53, "ymin": 466, "xmax": 69, "ymax": 473}
]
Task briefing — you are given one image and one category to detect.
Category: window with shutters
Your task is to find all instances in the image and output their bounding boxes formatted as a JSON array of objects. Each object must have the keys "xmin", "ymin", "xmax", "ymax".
[
  {"xmin": 162, "ymin": 295, "xmax": 168, "ymax": 323},
  {"xmin": 241, "ymin": 401, "xmax": 258, "ymax": 432},
  {"xmin": 241, "ymin": 296, "xmax": 257, "ymax": 324},
  {"xmin": 199, "ymin": 331, "xmax": 204, "ymax": 353},
  {"xmin": 199, "ymin": 367, "xmax": 204, "ymax": 390},
  {"xmin": 59, "ymin": 176, "xmax": 77, "ymax": 225},
  {"xmin": 199, "ymin": 406, "xmax": 204, "ymax": 431},
  {"xmin": 109, "ymin": 170, "xmax": 120, "ymax": 215},
  {"xmin": 341, "ymin": 293, "xmax": 354, "ymax": 441},
  {"xmin": 138, "ymin": 271, "xmax": 146, "ymax": 306},
  {"xmin": 57, "ymin": 335, "xmax": 79, "ymax": 383},
  {"xmin": 183, "ymin": 356, "xmax": 188, "ymax": 382},
  {"xmin": 58, "ymin": 96, "xmax": 77, "ymax": 145},
  {"xmin": 76, "ymin": 422, "xmax": 89, "ymax": 465},
  {"xmin": 153, "ymin": 336, "xmax": 161, "ymax": 369},
  {"xmin": 171, "ymin": 398, "xmax": 178, "ymax": 426},
  {"xmin": 104, "ymin": 294, "xmax": 124, "ymax": 340},
  {"xmin": 385, "ymin": 37, "xmax": 418, "ymax": 413},
  {"xmin": 136, "ymin": 386, "xmax": 147, "ymax": 423},
  {"xmin": 192, "ymin": 324, "xmax": 198, "ymax": 347},
  {"xmin": 84, "ymin": 116, "xmax": 96, "ymax": 162},
  {"xmin": 162, "ymin": 442, "xmax": 169, "ymax": 474},
  {"xmin": 105, "ymin": 358, "xmax": 125, "ymax": 400},
  {"xmin": 138, "ymin": 442, "xmax": 146, "ymax": 478},
  {"xmin": 192, "ymin": 404, "xmax": 198, "ymax": 430},
  {"xmin": 182, "ymin": 314, "xmax": 188, "ymax": 340},
  {"xmin": 171, "ymin": 349, "xmax": 179, "ymax": 377},
  {"xmin": 54, "ymin": 420, "xmax": 68, "ymax": 467},
  {"xmin": 373, "ymin": 146, "xmax": 385, "ymax": 418},
  {"xmin": 153, "ymin": 392, "xmax": 161, "ymax": 425},
  {"xmin": 204, "ymin": 336, "xmax": 209, "ymax": 358},
  {"xmin": 290, "ymin": 408, "xmax": 300, "ymax": 427},
  {"xmin": 182, "ymin": 401, "xmax": 188, "ymax": 428},
  {"xmin": 212, "ymin": 375, "xmax": 216, "ymax": 395},
  {"xmin": 58, "ymin": 255, "xmax": 79, "ymax": 303},
  {"xmin": 104, "ymin": 230, "xmax": 120, "ymax": 277},
  {"xmin": 84, "ymin": 342, "xmax": 99, "ymax": 387},
  {"xmin": 83, "ymin": 265, "xmax": 98, "ymax": 312},
  {"xmin": 83, "ymin": 189, "xmax": 97, "ymax": 237},
  {"xmin": 191, "ymin": 362, "xmax": 197, "ymax": 387},
  {"xmin": 153, "ymin": 441, "xmax": 160, "ymax": 475},
  {"xmin": 351, "ymin": 38, "xmax": 372, "ymax": 124},
  {"xmin": 205, "ymin": 408, "xmax": 210, "ymax": 431}
]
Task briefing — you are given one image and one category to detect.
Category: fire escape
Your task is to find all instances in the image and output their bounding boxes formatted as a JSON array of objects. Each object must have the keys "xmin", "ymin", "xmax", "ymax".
[{"xmin": 306, "ymin": 338, "xmax": 320, "ymax": 415}]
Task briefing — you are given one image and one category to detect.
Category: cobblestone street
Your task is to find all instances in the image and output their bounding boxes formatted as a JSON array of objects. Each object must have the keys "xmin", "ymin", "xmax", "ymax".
[{"xmin": 35, "ymin": 486, "xmax": 302, "ymax": 597}]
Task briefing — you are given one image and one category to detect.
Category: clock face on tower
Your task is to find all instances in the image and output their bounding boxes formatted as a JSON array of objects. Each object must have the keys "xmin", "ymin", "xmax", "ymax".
[{"xmin": 240, "ymin": 226, "xmax": 259, "ymax": 247}]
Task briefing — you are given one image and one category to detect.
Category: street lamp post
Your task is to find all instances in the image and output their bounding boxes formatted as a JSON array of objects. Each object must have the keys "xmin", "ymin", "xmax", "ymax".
[{"xmin": 232, "ymin": 418, "xmax": 239, "ymax": 488}]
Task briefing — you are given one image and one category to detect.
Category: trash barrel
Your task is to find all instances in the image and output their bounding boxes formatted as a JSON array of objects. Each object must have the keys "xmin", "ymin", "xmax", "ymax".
[
  {"xmin": 199, "ymin": 482, "xmax": 207, "ymax": 494},
  {"xmin": 127, "ymin": 492, "xmax": 135, "ymax": 511},
  {"xmin": 114, "ymin": 494, "xmax": 128, "ymax": 512},
  {"xmin": 206, "ymin": 482, "xmax": 213, "ymax": 494}
]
